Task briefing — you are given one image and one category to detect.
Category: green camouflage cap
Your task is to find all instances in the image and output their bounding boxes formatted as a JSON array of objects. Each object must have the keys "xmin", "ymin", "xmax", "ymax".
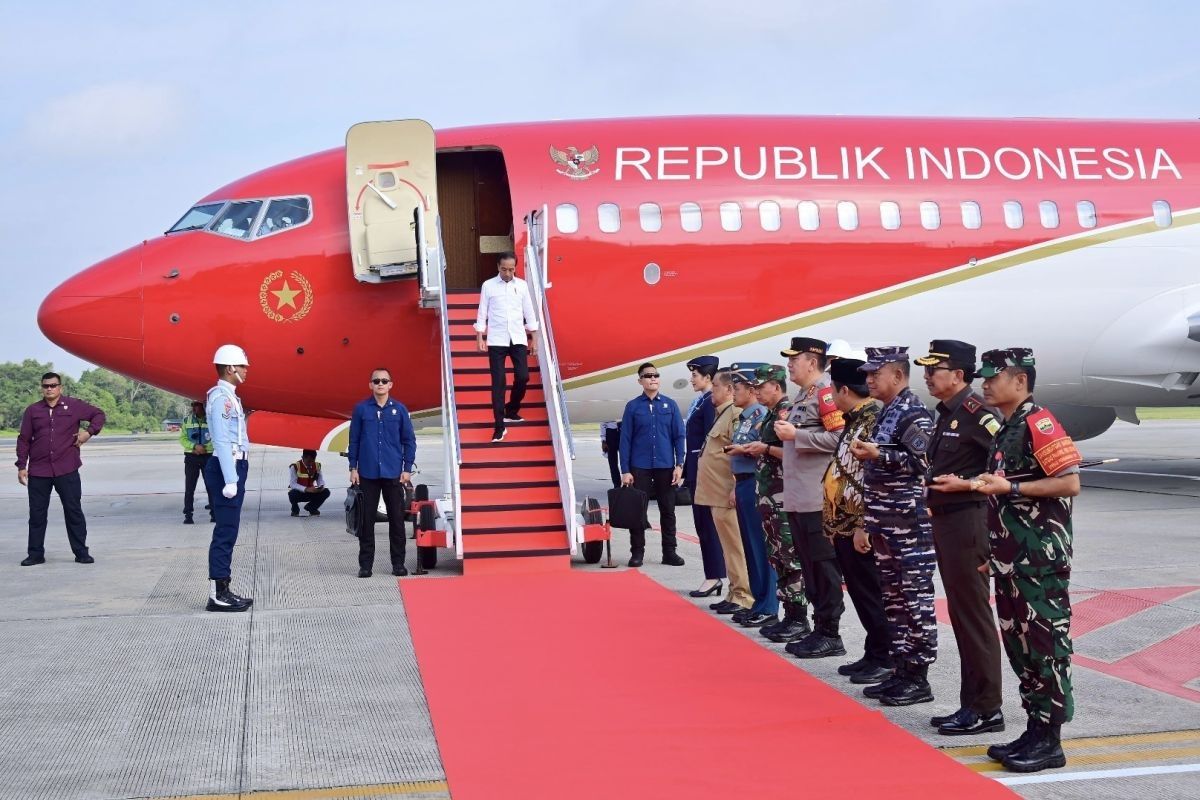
[
  {"xmin": 752, "ymin": 364, "xmax": 788, "ymax": 386},
  {"xmin": 729, "ymin": 362, "xmax": 766, "ymax": 385},
  {"xmin": 978, "ymin": 347, "xmax": 1036, "ymax": 378}
]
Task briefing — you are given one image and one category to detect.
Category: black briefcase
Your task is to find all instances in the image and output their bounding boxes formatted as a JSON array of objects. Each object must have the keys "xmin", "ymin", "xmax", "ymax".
[
  {"xmin": 344, "ymin": 485, "xmax": 365, "ymax": 536},
  {"xmin": 674, "ymin": 484, "xmax": 693, "ymax": 506},
  {"xmin": 607, "ymin": 486, "xmax": 649, "ymax": 530}
]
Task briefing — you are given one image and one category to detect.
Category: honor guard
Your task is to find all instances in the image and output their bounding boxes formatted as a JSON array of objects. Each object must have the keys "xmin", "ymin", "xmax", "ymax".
[
  {"xmin": 918, "ymin": 340, "xmax": 1006, "ymax": 736},
  {"xmin": 973, "ymin": 348, "xmax": 1082, "ymax": 773},
  {"xmin": 850, "ymin": 346, "xmax": 938, "ymax": 706},
  {"xmin": 202, "ymin": 344, "xmax": 253, "ymax": 612}
]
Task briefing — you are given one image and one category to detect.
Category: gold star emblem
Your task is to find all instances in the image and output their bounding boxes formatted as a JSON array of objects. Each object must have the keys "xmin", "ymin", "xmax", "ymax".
[{"xmin": 271, "ymin": 281, "xmax": 301, "ymax": 310}]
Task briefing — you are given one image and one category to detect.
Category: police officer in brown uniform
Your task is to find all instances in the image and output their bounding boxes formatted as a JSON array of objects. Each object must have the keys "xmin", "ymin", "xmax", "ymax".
[{"xmin": 919, "ymin": 340, "xmax": 1005, "ymax": 735}]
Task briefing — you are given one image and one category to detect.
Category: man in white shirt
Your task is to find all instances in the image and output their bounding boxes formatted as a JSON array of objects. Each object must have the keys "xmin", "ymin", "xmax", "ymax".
[{"xmin": 474, "ymin": 252, "xmax": 539, "ymax": 442}]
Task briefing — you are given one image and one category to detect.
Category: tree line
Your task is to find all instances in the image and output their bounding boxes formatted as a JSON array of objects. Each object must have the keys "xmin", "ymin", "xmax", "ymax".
[{"xmin": 0, "ymin": 360, "xmax": 188, "ymax": 433}]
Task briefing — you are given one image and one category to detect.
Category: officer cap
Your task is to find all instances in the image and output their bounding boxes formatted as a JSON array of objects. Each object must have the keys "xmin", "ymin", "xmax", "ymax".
[
  {"xmin": 859, "ymin": 346, "xmax": 909, "ymax": 373},
  {"xmin": 915, "ymin": 339, "xmax": 978, "ymax": 376},
  {"xmin": 978, "ymin": 347, "xmax": 1036, "ymax": 378},
  {"xmin": 752, "ymin": 364, "xmax": 788, "ymax": 387},
  {"xmin": 213, "ymin": 344, "xmax": 249, "ymax": 366},
  {"xmin": 829, "ymin": 358, "xmax": 867, "ymax": 386},
  {"xmin": 685, "ymin": 355, "xmax": 720, "ymax": 376},
  {"xmin": 780, "ymin": 336, "xmax": 827, "ymax": 359},
  {"xmin": 729, "ymin": 362, "xmax": 766, "ymax": 386}
]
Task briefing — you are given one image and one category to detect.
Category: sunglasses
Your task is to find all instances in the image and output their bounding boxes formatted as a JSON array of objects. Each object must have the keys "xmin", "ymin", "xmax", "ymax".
[
  {"xmin": 41, "ymin": 383, "xmax": 60, "ymax": 389},
  {"xmin": 639, "ymin": 373, "xmax": 660, "ymax": 380},
  {"xmin": 371, "ymin": 378, "xmax": 392, "ymax": 385},
  {"xmin": 923, "ymin": 365, "xmax": 954, "ymax": 375}
]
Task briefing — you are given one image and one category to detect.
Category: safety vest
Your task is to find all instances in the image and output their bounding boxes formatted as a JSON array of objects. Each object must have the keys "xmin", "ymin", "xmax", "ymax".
[{"xmin": 293, "ymin": 460, "xmax": 321, "ymax": 488}]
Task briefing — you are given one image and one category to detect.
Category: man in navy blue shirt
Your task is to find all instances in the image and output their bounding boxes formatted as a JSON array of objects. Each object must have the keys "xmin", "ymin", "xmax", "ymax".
[
  {"xmin": 618, "ymin": 362, "xmax": 686, "ymax": 568},
  {"xmin": 348, "ymin": 368, "xmax": 416, "ymax": 578}
]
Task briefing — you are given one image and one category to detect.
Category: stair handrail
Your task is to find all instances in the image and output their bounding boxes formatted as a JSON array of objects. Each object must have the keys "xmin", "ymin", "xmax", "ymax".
[
  {"xmin": 434, "ymin": 215, "xmax": 463, "ymax": 558},
  {"xmin": 525, "ymin": 206, "xmax": 579, "ymax": 554}
]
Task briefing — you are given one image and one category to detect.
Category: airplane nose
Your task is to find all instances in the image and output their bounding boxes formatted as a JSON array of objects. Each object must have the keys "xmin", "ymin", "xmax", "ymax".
[{"xmin": 38, "ymin": 243, "xmax": 144, "ymax": 372}]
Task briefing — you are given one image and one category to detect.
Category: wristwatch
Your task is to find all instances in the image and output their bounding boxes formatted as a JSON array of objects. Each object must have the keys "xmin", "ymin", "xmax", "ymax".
[{"xmin": 1008, "ymin": 481, "xmax": 1022, "ymax": 499}]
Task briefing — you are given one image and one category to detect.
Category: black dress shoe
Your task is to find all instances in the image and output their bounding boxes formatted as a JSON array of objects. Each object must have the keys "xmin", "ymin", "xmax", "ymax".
[
  {"xmin": 939, "ymin": 709, "xmax": 1005, "ymax": 736},
  {"xmin": 879, "ymin": 678, "xmax": 934, "ymax": 706},
  {"xmin": 661, "ymin": 552, "xmax": 685, "ymax": 566},
  {"xmin": 1002, "ymin": 723, "xmax": 1065, "ymax": 772},
  {"xmin": 850, "ymin": 664, "xmax": 893, "ymax": 684},
  {"xmin": 711, "ymin": 601, "xmax": 740, "ymax": 614},
  {"xmin": 931, "ymin": 707, "xmax": 968, "ymax": 728},
  {"xmin": 786, "ymin": 633, "xmax": 846, "ymax": 659},
  {"xmin": 838, "ymin": 658, "xmax": 870, "ymax": 676},
  {"xmin": 183, "ymin": 516, "xmax": 194, "ymax": 525},
  {"xmin": 740, "ymin": 612, "xmax": 776, "ymax": 628},
  {"xmin": 689, "ymin": 581, "xmax": 723, "ymax": 598},
  {"xmin": 392, "ymin": 565, "xmax": 408, "ymax": 577},
  {"xmin": 357, "ymin": 569, "xmax": 372, "ymax": 578},
  {"xmin": 731, "ymin": 608, "xmax": 752, "ymax": 623},
  {"xmin": 627, "ymin": 554, "xmax": 644, "ymax": 568},
  {"xmin": 20, "ymin": 556, "xmax": 45, "ymax": 566},
  {"xmin": 74, "ymin": 554, "xmax": 95, "ymax": 564}
]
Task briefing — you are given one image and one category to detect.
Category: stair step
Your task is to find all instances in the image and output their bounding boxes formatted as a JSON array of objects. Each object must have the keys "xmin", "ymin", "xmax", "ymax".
[
  {"xmin": 463, "ymin": 545, "xmax": 572, "ymax": 558},
  {"xmin": 453, "ymin": 366, "xmax": 541, "ymax": 375},
  {"xmin": 461, "ymin": 486, "xmax": 561, "ymax": 506},
  {"xmin": 460, "ymin": 523, "xmax": 567, "ymax": 536},
  {"xmin": 461, "ymin": 501, "xmax": 561, "ymax": 513},
  {"xmin": 459, "ymin": 479, "xmax": 559, "ymax": 492},
  {"xmin": 454, "ymin": 385, "xmax": 544, "ymax": 398},
  {"xmin": 455, "ymin": 374, "xmax": 544, "ymax": 389},
  {"xmin": 460, "ymin": 506, "xmax": 564, "ymax": 529},
  {"xmin": 461, "ymin": 446, "xmax": 556, "ymax": 465},
  {"xmin": 459, "ymin": 419, "xmax": 549, "ymax": 429},
  {"xmin": 459, "ymin": 464, "xmax": 558, "ymax": 484},
  {"xmin": 446, "ymin": 302, "xmax": 477, "ymax": 309},
  {"xmin": 462, "ymin": 532, "xmax": 570, "ymax": 553},
  {"xmin": 460, "ymin": 426, "xmax": 550, "ymax": 445}
]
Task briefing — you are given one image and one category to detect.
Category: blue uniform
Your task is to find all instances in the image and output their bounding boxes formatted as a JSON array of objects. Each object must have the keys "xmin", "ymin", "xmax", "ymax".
[
  {"xmin": 618, "ymin": 394, "xmax": 685, "ymax": 473},
  {"xmin": 731, "ymin": 402, "xmax": 777, "ymax": 616},
  {"xmin": 347, "ymin": 397, "xmax": 416, "ymax": 479},
  {"xmin": 203, "ymin": 380, "xmax": 250, "ymax": 580},
  {"xmin": 685, "ymin": 391, "xmax": 725, "ymax": 580}
]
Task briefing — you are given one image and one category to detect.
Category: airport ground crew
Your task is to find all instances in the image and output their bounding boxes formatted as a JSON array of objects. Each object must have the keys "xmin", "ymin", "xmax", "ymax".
[
  {"xmin": 851, "ymin": 346, "xmax": 937, "ymax": 706},
  {"xmin": 203, "ymin": 344, "xmax": 254, "ymax": 612},
  {"xmin": 684, "ymin": 355, "xmax": 726, "ymax": 597},
  {"xmin": 181, "ymin": 400, "xmax": 213, "ymax": 525},
  {"xmin": 775, "ymin": 337, "xmax": 847, "ymax": 659},
  {"xmin": 973, "ymin": 348, "xmax": 1081, "ymax": 773},
  {"xmin": 919, "ymin": 340, "xmax": 1005, "ymax": 736},
  {"xmin": 288, "ymin": 449, "xmax": 330, "ymax": 516},
  {"xmin": 743, "ymin": 365, "xmax": 809, "ymax": 643}
]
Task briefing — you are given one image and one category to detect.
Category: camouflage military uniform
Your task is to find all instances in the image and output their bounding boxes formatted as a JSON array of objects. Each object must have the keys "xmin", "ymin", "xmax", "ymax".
[
  {"xmin": 863, "ymin": 386, "xmax": 938, "ymax": 670},
  {"xmin": 987, "ymin": 397, "xmax": 1078, "ymax": 725},
  {"xmin": 757, "ymin": 396, "xmax": 808, "ymax": 617}
]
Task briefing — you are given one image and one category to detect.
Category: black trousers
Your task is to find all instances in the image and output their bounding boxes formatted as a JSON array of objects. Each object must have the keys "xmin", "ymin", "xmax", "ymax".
[
  {"xmin": 834, "ymin": 534, "xmax": 891, "ymax": 666},
  {"xmin": 357, "ymin": 477, "xmax": 407, "ymax": 570},
  {"xmin": 488, "ymin": 343, "xmax": 529, "ymax": 426},
  {"xmin": 932, "ymin": 503, "xmax": 1003, "ymax": 712},
  {"xmin": 27, "ymin": 470, "xmax": 88, "ymax": 558},
  {"xmin": 788, "ymin": 511, "xmax": 845, "ymax": 636},
  {"xmin": 629, "ymin": 467, "xmax": 677, "ymax": 555},
  {"xmin": 183, "ymin": 453, "xmax": 210, "ymax": 517},
  {"xmin": 603, "ymin": 426, "xmax": 622, "ymax": 488},
  {"xmin": 289, "ymin": 488, "xmax": 331, "ymax": 512}
]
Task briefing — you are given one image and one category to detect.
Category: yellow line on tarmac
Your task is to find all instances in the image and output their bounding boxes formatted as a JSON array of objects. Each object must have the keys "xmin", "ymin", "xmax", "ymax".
[
  {"xmin": 153, "ymin": 779, "xmax": 450, "ymax": 800},
  {"xmin": 942, "ymin": 728, "xmax": 1200, "ymax": 757},
  {"xmin": 967, "ymin": 745, "xmax": 1200, "ymax": 774}
]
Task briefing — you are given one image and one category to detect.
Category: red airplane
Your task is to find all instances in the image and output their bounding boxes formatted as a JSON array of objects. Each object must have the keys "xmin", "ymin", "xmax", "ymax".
[{"xmin": 39, "ymin": 115, "xmax": 1200, "ymax": 451}]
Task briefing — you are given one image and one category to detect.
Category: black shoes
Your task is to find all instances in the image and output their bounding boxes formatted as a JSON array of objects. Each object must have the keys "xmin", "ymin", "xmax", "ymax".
[
  {"xmin": 785, "ymin": 632, "xmax": 846, "ymax": 659},
  {"xmin": 184, "ymin": 515, "xmax": 194, "ymax": 525},
  {"xmin": 930, "ymin": 708, "xmax": 965, "ymax": 727},
  {"xmin": 75, "ymin": 554, "xmax": 95, "ymax": 564},
  {"xmin": 863, "ymin": 674, "xmax": 902, "ymax": 698},
  {"xmin": 291, "ymin": 506, "xmax": 300, "ymax": 517},
  {"xmin": 740, "ymin": 612, "xmax": 776, "ymax": 628},
  {"xmin": 627, "ymin": 553, "xmax": 644, "ymax": 568},
  {"xmin": 839, "ymin": 658, "xmax": 870, "ymax": 676},
  {"xmin": 20, "ymin": 555, "xmax": 45, "ymax": 566},
  {"xmin": 1002, "ymin": 722, "xmax": 1066, "ymax": 772},
  {"xmin": 710, "ymin": 601, "xmax": 741, "ymax": 615},
  {"xmin": 937, "ymin": 708, "xmax": 1005, "ymax": 736},
  {"xmin": 206, "ymin": 579, "xmax": 252, "ymax": 612},
  {"xmin": 879, "ymin": 675, "xmax": 934, "ymax": 706},
  {"xmin": 988, "ymin": 718, "xmax": 1037, "ymax": 762},
  {"xmin": 689, "ymin": 581, "xmax": 723, "ymax": 598},
  {"xmin": 662, "ymin": 552, "xmax": 685, "ymax": 566},
  {"xmin": 504, "ymin": 413, "xmax": 525, "ymax": 422},
  {"xmin": 308, "ymin": 509, "xmax": 321, "ymax": 516},
  {"xmin": 764, "ymin": 617, "xmax": 812, "ymax": 643},
  {"xmin": 358, "ymin": 568, "xmax": 372, "ymax": 578},
  {"xmin": 850, "ymin": 664, "xmax": 893, "ymax": 684},
  {"xmin": 491, "ymin": 427, "xmax": 507, "ymax": 442},
  {"xmin": 392, "ymin": 565, "xmax": 409, "ymax": 577}
]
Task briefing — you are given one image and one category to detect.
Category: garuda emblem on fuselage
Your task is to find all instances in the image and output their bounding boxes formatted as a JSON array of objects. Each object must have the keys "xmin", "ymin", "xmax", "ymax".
[{"xmin": 549, "ymin": 145, "xmax": 600, "ymax": 180}]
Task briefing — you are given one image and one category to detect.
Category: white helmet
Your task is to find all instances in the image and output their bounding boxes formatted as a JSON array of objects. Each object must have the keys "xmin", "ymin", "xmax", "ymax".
[
  {"xmin": 826, "ymin": 339, "xmax": 854, "ymax": 359},
  {"xmin": 213, "ymin": 344, "xmax": 249, "ymax": 366}
]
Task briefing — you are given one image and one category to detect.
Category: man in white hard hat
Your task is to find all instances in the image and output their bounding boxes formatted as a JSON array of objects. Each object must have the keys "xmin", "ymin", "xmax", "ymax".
[{"xmin": 202, "ymin": 344, "xmax": 254, "ymax": 612}]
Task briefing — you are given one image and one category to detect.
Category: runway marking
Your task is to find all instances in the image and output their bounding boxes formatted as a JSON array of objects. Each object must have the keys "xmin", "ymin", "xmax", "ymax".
[
  {"xmin": 996, "ymin": 762, "xmax": 1200, "ymax": 785},
  {"xmin": 967, "ymin": 744, "xmax": 1200, "ymax": 772},
  {"xmin": 153, "ymin": 779, "xmax": 450, "ymax": 799},
  {"xmin": 942, "ymin": 727, "xmax": 1200, "ymax": 757},
  {"xmin": 1084, "ymin": 468, "xmax": 1200, "ymax": 482}
]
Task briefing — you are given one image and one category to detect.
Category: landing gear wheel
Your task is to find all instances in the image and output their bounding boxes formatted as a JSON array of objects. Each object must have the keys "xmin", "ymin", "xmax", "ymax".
[
  {"xmin": 416, "ymin": 504, "xmax": 438, "ymax": 572},
  {"xmin": 415, "ymin": 484, "xmax": 430, "ymax": 502},
  {"xmin": 581, "ymin": 497, "xmax": 604, "ymax": 563},
  {"xmin": 582, "ymin": 541, "xmax": 604, "ymax": 564}
]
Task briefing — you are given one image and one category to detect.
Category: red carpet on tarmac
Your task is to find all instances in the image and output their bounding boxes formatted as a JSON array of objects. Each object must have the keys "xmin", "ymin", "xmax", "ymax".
[{"xmin": 401, "ymin": 570, "xmax": 1017, "ymax": 799}]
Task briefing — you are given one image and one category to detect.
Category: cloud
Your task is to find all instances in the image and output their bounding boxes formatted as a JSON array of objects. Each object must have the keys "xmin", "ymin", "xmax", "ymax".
[{"xmin": 24, "ymin": 81, "xmax": 184, "ymax": 157}]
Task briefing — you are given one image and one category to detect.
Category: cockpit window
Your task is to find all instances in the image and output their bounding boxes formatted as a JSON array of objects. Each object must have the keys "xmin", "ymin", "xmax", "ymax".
[
  {"xmin": 256, "ymin": 197, "xmax": 312, "ymax": 238},
  {"xmin": 211, "ymin": 200, "xmax": 264, "ymax": 239},
  {"xmin": 167, "ymin": 202, "xmax": 227, "ymax": 234}
]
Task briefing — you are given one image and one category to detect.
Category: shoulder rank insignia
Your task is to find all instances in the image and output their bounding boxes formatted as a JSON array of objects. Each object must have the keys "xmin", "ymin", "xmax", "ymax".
[
  {"xmin": 981, "ymin": 413, "xmax": 1001, "ymax": 436},
  {"xmin": 1027, "ymin": 408, "xmax": 1082, "ymax": 475},
  {"xmin": 963, "ymin": 395, "xmax": 982, "ymax": 413}
]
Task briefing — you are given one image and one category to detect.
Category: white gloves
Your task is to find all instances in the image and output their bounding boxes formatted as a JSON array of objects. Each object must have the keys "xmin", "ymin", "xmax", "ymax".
[{"xmin": 222, "ymin": 482, "xmax": 238, "ymax": 499}]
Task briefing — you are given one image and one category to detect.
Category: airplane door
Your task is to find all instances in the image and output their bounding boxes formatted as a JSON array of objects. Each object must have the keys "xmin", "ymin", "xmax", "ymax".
[{"xmin": 345, "ymin": 120, "xmax": 438, "ymax": 284}]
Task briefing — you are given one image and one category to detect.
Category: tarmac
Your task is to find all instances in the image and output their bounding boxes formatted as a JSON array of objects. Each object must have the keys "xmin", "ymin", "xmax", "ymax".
[{"xmin": 0, "ymin": 419, "xmax": 1197, "ymax": 799}]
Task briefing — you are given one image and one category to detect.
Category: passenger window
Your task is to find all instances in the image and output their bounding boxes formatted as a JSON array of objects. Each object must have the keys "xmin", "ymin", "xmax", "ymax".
[
  {"xmin": 168, "ymin": 202, "xmax": 226, "ymax": 234},
  {"xmin": 639, "ymin": 203, "xmax": 662, "ymax": 232},
  {"xmin": 1039, "ymin": 201, "xmax": 1059, "ymax": 229},
  {"xmin": 680, "ymin": 202, "xmax": 702, "ymax": 232},
  {"xmin": 256, "ymin": 197, "xmax": 312, "ymax": 238},
  {"xmin": 720, "ymin": 202, "xmax": 742, "ymax": 232},
  {"xmin": 880, "ymin": 201, "xmax": 901, "ymax": 231},
  {"xmin": 798, "ymin": 201, "xmax": 820, "ymax": 231},
  {"xmin": 555, "ymin": 204, "xmax": 579, "ymax": 234},
  {"xmin": 1076, "ymin": 200, "xmax": 1097, "ymax": 229},
  {"xmin": 598, "ymin": 203, "xmax": 620, "ymax": 233},
  {"xmin": 758, "ymin": 201, "xmax": 781, "ymax": 232},
  {"xmin": 837, "ymin": 201, "xmax": 858, "ymax": 231},
  {"xmin": 919, "ymin": 201, "xmax": 941, "ymax": 230},
  {"xmin": 1152, "ymin": 200, "xmax": 1172, "ymax": 228},
  {"xmin": 1003, "ymin": 201, "xmax": 1024, "ymax": 230},
  {"xmin": 212, "ymin": 200, "xmax": 264, "ymax": 240},
  {"xmin": 960, "ymin": 201, "xmax": 982, "ymax": 230}
]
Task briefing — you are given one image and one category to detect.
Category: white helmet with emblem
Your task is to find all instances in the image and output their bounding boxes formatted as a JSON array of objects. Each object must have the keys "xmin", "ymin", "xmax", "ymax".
[{"xmin": 213, "ymin": 344, "xmax": 249, "ymax": 366}]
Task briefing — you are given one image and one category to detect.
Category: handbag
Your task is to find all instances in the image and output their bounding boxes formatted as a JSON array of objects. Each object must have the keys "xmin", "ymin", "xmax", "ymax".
[
  {"xmin": 674, "ymin": 484, "xmax": 693, "ymax": 506},
  {"xmin": 344, "ymin": 485, "xmax": 365, "ymax": 536},
  {"xmin": 607, "ymin": 486, "xmax": 650, "ymax": 529}
]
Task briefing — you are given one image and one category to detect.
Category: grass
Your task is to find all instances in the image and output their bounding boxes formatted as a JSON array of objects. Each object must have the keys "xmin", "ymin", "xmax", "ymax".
[{"xmin": 1136, "ymin": 407, "xmax": 1200, "ymax": 420}]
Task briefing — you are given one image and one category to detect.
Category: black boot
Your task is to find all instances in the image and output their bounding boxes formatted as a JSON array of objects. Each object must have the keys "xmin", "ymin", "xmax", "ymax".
[
  {"xmin": 206, "ymin": 579, "xmax": 252, "ymax": 612},
  {"xmin": 987, "ymin": 717, "xmax": 1038, "ymax": 763},
  {"xmin": 880, "ymin": 663, "xmax": 934, "ymax": 706},
  {"xmin": 1003, "ymin": 722, "xmax": 1066, "ymax": 773},
  {"xmin": 786, "ymin": 630, "xmax": 846, "ymax": 659},
  {"xmin": 863, "ymin": 669, "xmax": 903, "ymax": 699},
  {"xmin": 764, "ymin": 608, "xmax": 811, "ymax": 643}
]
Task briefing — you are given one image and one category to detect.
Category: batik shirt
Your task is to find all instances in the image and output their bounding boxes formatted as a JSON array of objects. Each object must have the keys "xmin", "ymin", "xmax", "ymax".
[{"xmin": 822, "ymin": 398, "xmax": 881, "ymax": 538}]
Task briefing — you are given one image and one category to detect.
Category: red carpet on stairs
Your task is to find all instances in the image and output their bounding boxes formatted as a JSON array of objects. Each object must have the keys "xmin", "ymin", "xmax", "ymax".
[{"xmin": 401, "ymin": 570, "xmax": 1017, "ymax": 799}]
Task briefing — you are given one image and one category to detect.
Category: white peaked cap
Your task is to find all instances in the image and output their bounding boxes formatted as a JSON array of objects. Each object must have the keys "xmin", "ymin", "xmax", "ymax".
[{"xmin": 213, "ymin": 344, "xmax": 249, "ymax": 365}]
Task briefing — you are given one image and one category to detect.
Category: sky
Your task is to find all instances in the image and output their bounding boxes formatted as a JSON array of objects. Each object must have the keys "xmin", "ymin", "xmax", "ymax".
[{"xmin": 1, "ymin": 1, "xmax": 1198, "ymax": 378}]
